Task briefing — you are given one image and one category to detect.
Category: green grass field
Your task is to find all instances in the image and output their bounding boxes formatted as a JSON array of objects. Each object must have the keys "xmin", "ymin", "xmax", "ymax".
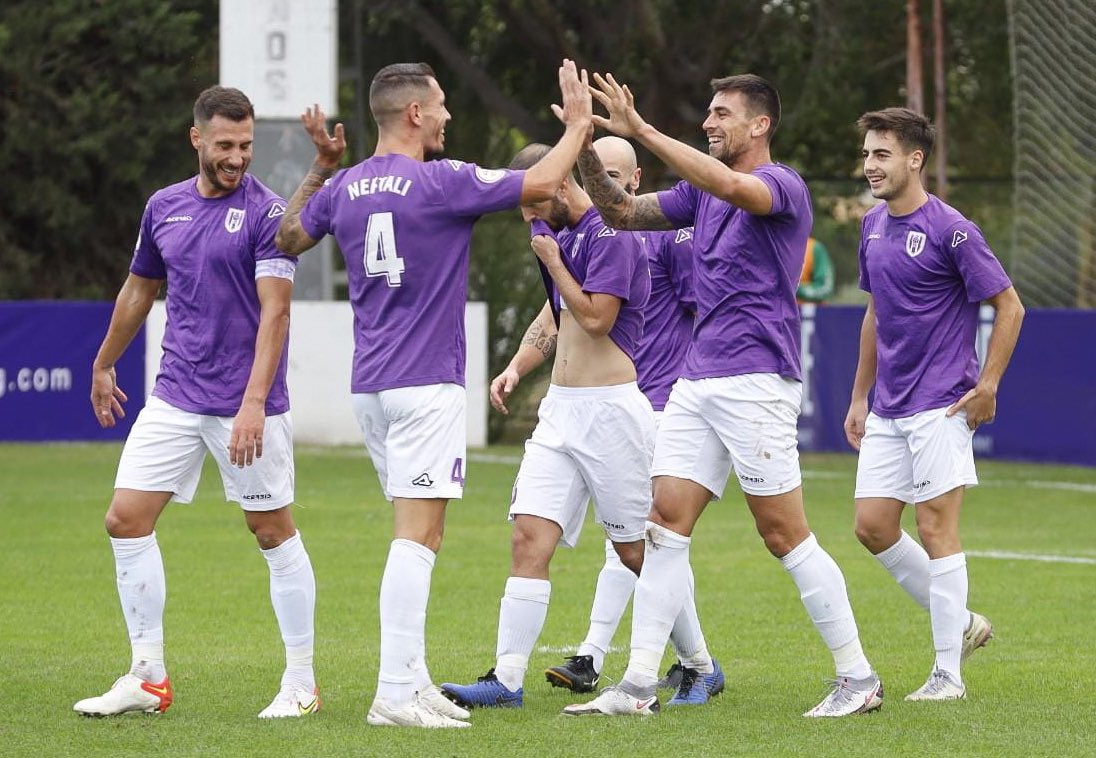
[{"xmin": 2, "ymin": 443, "xmax": 1095, "ymax": 757}]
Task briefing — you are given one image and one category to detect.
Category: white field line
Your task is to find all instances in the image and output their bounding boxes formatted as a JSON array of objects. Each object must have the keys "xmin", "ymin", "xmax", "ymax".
[{"xmin": 968, "ymin": 550, "xmax": 1096, "ymax": 565}]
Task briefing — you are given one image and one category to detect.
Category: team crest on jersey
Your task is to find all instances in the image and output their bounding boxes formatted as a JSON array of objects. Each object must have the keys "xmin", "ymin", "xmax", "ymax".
[
  {"xmin": 951, "ymin": 230, "xmax": 968, "ymax": 248},
  {"xmin": 905, "ymin": 231, "xmax": 926, "ymax": 257},
  {"xmin": 267, "ymin": 202, "xmax": 286, "ymax": 219},
  {"xmin": 596, "ymin": 226, "xmax": 617, "ymax": 238},
  {"xmin": 675, "ymin": 228, "xmax": 693, "ymax": 244},
  {"xmin": 475, "ymin": 167, "xmax": 507, "ymax": 184},
  {"xmin": 224, "ymin": 207, "xmax": 246, "ymax": 233}
]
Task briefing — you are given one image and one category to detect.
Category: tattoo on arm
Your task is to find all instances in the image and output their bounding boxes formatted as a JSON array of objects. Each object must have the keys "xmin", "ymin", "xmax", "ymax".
[
  {"xmin": 521, "ymin": 320, "xmax": 557, "ymax": 359},
  {"xmin": 577, "ymin": 147, "xmax": 673, "ymax": 231},
  {"xmin": 276, "ymin": 161, "xmax": 336, "ymax": 253}
]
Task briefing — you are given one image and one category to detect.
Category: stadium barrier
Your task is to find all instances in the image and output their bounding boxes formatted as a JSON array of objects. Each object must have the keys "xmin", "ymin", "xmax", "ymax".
[{"xmin": 2, "ymin": 301, "xmax": 1092, "ymax": 466}]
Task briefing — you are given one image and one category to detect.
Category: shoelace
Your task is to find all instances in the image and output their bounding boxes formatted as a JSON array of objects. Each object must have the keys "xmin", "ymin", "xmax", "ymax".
[
  {"xmin": 675, "ymin": 667, "xmax": 700, "ymax": 699},
  {"xmin": 922, "ymin": 670, "xmax": 955, "ymax": 695},
  {"xmin": 819, "ymin": 678, "xmax": 857, "ymax": 709},
  {"xmin": 563, "ymin": 655, "xmax": 594, "ymax": 674}
]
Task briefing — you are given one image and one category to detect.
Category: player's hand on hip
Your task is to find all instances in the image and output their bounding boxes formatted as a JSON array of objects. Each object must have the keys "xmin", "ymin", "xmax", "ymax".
[
  {"xmin": 552, "ymin": 59, "xmax": 592, "ymax": 132},
  {"xmin": 301, "ymin": 104, "xmax": 346, "ymax": 168},
  {"xmin": 843, "ymin": 400, "xmax": 868, "ymax": 451},
  {"xmin": 90, "ymin": 367, "xmax": 127, "ymax": 428},
  {"xmin": 230, "ymin": 402, "xmax": 266, "ymax": 467},
  {"xmin": 947, "ymin": 386, "xmax": 996, "ymax": 430},
  {"xmin": 490, "ymin": 368, "xmax": 521, "ymax": 415},
  {"xmin": 589, "ymin": 71, "xmax": 647, "ymax": 138}
]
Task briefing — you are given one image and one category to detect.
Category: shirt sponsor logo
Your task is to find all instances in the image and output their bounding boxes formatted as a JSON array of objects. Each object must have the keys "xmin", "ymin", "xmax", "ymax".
[
  {"xmin": 905, "ymin": 231, "xmax": 926, "ymax": 258},
  {"xmin": 675, "ymin": 228, "xmax": 693, "ymax": 243},
  {"xmin": 412, "ymin": 472, "xmax": 435, "ymax": 487},
  {"xmin": 164, "ymin": 215, "xmax": 193, "ymax": 223},
  {"xmin": 474, "ymin": 167, "xmax": 507, "ymax": 184},
  {"xmin": 951, "ymin": 230, "xmax": 968, "ymax": 248},
  {"xmin": 267, "ymin": 202, "xmax": 286, "ymax": 219},
  {"xmin": 224, "ymin": 207, "xmax": 246, "ymax": 233}
]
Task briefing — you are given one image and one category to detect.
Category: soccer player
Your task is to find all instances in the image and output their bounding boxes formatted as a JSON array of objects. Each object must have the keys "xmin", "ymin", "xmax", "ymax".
[
  {"xmin": 544, "ymin": 136, "xmax": 724, "ymax": 707},
  {"xmin": 438, "ymin": 139, "xmax": 652, "ymax": 711},
  {"xmin": 846, "ymin": 107, "xmax": 1024, "ymax": 701},
  {"xmin": 275, "ymin": 61, "xmax": 592, "ymax": 729},
  {"xmin": 75, "ymin": 86, "xmax": 318, "ymax": 720},
  {"xmin": 565, "ymin": 73, "xmax": 882, "ymax": 718}
]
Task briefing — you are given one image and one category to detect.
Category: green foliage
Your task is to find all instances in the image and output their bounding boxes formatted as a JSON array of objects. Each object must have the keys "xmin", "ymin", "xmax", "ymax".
[
  {"xmin": 0, "ymin": 0, "xmax": 217, "ymax": 298},
  {"xmin": 3, "ymin": 443, "xmax": 1096, "ymax": 756}
]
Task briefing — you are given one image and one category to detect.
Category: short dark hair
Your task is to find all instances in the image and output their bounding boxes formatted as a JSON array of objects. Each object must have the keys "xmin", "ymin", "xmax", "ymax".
[
  {"xmin": 369, "ymin": 62, "xmax": 437, "ymax": 124},
  {"xmin": 857, "ymin": 107, "xmax": 935, "ymax": 163},
  {"xmin": 508, "ymin": 142, "xmax": 552, "ymax": 171},
  {"xmin": 193, "ymin": 86, "xmax": 254, "ymax": 125},
  {"xmin": 709, "ymin": 74, "xmax": 781, "ymax": 142}
]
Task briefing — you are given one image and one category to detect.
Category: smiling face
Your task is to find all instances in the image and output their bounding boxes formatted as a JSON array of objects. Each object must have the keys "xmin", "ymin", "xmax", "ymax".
[
  {"xmin": 861, "ymin": 129, "xmax": 924, "ymax": 203},
  {"xmin": 417, "ymin": 77, "xmax": 451, "ymax": 157},
  {"xmin": 701, "ymin": 90, "xmax": 767, "ymax": 167},
  {"xmin": 191, "ymin": 115, "xmax": 253, "ymax": 198}
]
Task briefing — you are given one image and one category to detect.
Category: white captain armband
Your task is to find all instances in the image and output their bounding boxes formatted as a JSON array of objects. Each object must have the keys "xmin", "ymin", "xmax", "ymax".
[{"xmin": 255, "ymin": 258, "xmax": 298, "ymax": 281}]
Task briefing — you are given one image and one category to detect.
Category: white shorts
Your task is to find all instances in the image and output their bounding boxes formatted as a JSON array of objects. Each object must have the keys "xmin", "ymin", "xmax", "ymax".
[
  {"xmin": 510, "ymin": 383, "xmax": 655, "ymax": 548},
  {"xmin": 115, "ymin": 395, "xmax": 295, "ymax": 511},
  {"xmin": 855, "ymin": 406, "xmax": 978, "ymax": 504},
  {"xmin": 352, "ymin": 383, "xmax": 466, "ymax": 501},
  {"xmin": 652, "ymin": 374, "xmax": 802, "ymax": 499}
]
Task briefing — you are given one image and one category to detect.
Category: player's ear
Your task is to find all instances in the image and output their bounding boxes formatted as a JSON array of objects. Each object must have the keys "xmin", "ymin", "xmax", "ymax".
[
  {"xmin": 632, "ymin": 167, "xmax": 643, "ymax": 191},
  {"xmin": 189, "ymin": 126, "xmax": 201, "ymax": 150},
  {"xmin": 408, "ymin": 101, "xmax": 423, "ymax": 127},
  {"xmin": 909, "ymin": 149, "xmax": 924, "ymax": 172},
  {"xmin": 752, "ymin": 115, "xmax": 770, "ymax": 139}
]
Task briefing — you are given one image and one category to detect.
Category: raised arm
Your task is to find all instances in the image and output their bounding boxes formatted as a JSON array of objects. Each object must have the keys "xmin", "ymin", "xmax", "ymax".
[
  {"xmin": 276, "ymin": 105, "xmax": 347, "ymax": 255},
  {"xmin": 589, "ymin": 72, "xmax": 773, "ymax": 215},
  {"xmin": 947, "ymin": 285, "xmax": 1025, "ymax": 430},
  {"xmin": 575, "ymin": 145, "xmax": 673, "ymax": 231},
  {"xmin": 520, "ymin": 59, "xmax": 593, "ymax": 203},
  {"xmin": 490, "ymin": 301, "xmax": 558, "ymax": 414},
  {"xmin": 91, "ymin": 273, "xmax": 163, "ymax": 427}
]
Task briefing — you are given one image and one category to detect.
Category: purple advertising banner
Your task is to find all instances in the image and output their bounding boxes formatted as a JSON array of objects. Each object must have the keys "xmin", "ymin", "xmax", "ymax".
[
  {"xmin": 798, "ymin": 304, "xmax": 1096, "ymax": 467},
  {"xmin": 0, "ymin": 301, "xmax": 145, "ymax": 441}
]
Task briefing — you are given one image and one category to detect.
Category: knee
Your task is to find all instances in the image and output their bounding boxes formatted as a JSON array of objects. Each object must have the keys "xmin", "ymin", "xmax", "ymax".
[
  {"xmin": 854, "ymin": 518, "xmax": 897, "ymax": 554},
  {"xmin": 613, "ymin": 542, "xmax": 644, "ymax": 575},
  {"xmin": 759, "ymin": 528, "xmax": 798, "ymax": 558},
  {"xmin": 247, "ymin": 512, "xmax": 297, "ymax": 551},
  {"xmin": 104, "ymin": 506, "xmax": 151, "ymax": 539}
]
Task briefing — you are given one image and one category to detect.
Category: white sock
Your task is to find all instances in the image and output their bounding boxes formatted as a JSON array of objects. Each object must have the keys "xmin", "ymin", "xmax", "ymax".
[
  {"xmin": 377, "ymin": 539, "xmax": 435, "ymax": 707},
  {"xmin": 111, "ymin": 532, "xmax": 167, "ymax": 683},
  {"xmin": 623, "ymin": 522, "xmax": 691, "ymax": 691},
  {"xmin": 875, "ymin": 531, "xmax": 931, "ymax": 610},
  {"xmin": 577, "ymin": 541, "xmax": 636, "ymax": 672},
  {"xmin": 929, "ymin": 553, "xmax": 968, "ymax": 682},
  {"xmin": 669, "ymin": 564, "xmax": 712, "ymax": 673},
  {"xmin": 782, "ymin": 533, "xmax": 872, "ymax": 680},
  {"xmin": 494, "ymin": 577, "xmax": 551, "ymax": 692},
  {"xmin": 261, "ymin": 530, "xmax": 316, "ymax": 691}
]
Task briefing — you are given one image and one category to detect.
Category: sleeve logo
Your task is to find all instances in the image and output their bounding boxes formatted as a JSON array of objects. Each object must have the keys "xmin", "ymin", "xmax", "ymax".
[
  {"xmin": 474, "ymin": 167, "xmax": 507, "ymax": 184},
  {"xmin": 905, "ymin": 230, "xmax": 926, "ymax": 257},
  {"xmin": 596, "ymin": 226, "xmax": 618, "ymax": 238},
  {"xmin": 951, "ymin": 230, "xmax": 968, "ymax": 248},
  {"xmin": 224, "ymin": 208, "xmax": 246, "ymax": 233},
  {"xmin": 267, "ymin": 202, "xmax": 286, "ymax": 219},
  {"xmin": 447, "ymin": 159, "xmax": 465, "ymax": 171},
  {"xmin": 674, "ymin": 228, "xmax": 693, "ymax": 244}
]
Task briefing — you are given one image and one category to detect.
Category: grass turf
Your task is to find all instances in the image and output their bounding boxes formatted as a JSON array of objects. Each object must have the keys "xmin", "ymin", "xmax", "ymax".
[{"xmin": 2, "ymin": 443, "xmax": 1094, "ymax": 756}]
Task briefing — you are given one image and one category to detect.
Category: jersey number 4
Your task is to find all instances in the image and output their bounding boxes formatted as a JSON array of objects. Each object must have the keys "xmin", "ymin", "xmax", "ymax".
[{"xmin": 364, "ymin": 211, "xmax": 405, "ymax": 287}]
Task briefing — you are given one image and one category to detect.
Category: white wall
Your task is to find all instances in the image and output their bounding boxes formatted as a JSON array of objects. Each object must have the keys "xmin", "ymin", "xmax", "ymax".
[{"xmin": 145, "ymin": 301, "xmax": 489, "ymax": 447}]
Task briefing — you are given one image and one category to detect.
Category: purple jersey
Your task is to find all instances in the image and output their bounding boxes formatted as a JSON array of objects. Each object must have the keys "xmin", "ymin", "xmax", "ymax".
[
  {"xmin": 130, "ymin": 174, "xmax": 293, "ymax": 416},
  {"xmin": 301, "ymin": 155, "xmax": 524, "ymax": 392},
  {"xmin": 634, "ymin": 228, "xmax": 695, "ymax": 410},
  {"xmin": 859, "ymin": 195, "xmax": 1012, "ymax": 418},
  {"xmin": 536, "ymin": 207, "xmax": 649, "ymax": 361},
  {"xmin": 657, "ymin": 164, "xmax": 812, "ymax": 381}
]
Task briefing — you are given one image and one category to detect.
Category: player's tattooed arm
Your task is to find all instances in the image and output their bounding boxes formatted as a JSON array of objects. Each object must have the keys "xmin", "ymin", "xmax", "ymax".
[
  {"xmin": 276, "ymin": 162, "xmax": 335, "ymax": 255},
  {"xmin": 577, "ymin": 146, "xmax": 673, "ymax": 231},
  {"xmin": 521, "ymin": 317, "xmax": 558, "ymax": 360}
]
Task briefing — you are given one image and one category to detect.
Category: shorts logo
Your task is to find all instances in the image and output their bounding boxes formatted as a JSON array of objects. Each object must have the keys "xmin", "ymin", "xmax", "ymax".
[
  {"xmin": 739, "ymin": 474, "xmax": 765, "ymax": 483},
  {"xmin": 601, "ymin": 520, "xmax": 626, "ymax": 531},
  {"xmin": 225, "ymin": 208, "xmax": 246, "ymax": 233},
  {"xmin": 242, "ymin": 492, "xmax": 272, "ymax": 501},
  {"xmin": 412, "ymin": 472, "xmax": 434, "ymax": 487},
  {"xmin": 913, "ymin": 479, "xmax": 932, "ymax": 490},
  {"xmin": 905, "ymin": 231, "xmax": 926, "ymax": 257},
  {"xmin": 951, "ymin": 230, "xmax": 968, "ymax": 248}
]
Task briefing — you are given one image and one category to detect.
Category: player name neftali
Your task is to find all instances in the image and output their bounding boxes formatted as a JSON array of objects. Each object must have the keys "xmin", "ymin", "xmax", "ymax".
[{"xmin": 346, "ymin": 175, "xmax": 412, "ymax": 200}]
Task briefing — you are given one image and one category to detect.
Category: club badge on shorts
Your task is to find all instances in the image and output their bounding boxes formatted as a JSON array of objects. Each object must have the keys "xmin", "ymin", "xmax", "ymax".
[
  {"xmin": 905, "ymin": 230, "xmax": 926, "ymax": 257},
  {"xmin": 224, "ymin": 208, "xmax": 246, "ymax": 234}
]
